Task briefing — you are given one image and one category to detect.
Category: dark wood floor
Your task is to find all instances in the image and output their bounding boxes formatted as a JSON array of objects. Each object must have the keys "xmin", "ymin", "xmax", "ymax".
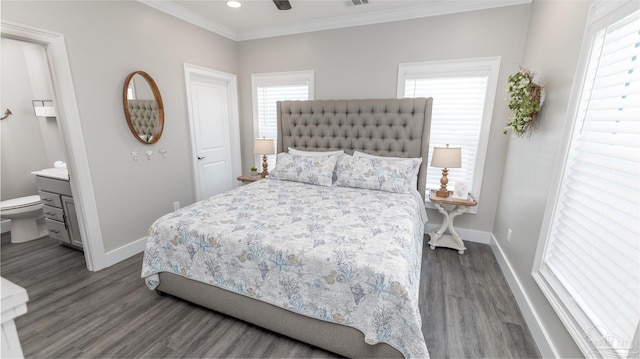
[{"xmin": 1, "ymin": 233, "xmax": 540, "ymax": 358}]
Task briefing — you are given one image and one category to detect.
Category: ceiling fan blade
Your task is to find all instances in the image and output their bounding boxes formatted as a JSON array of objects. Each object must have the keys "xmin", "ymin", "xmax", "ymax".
[{"xmin": 273, "ymin": 0, "xmax": 292, "ymax": 11}]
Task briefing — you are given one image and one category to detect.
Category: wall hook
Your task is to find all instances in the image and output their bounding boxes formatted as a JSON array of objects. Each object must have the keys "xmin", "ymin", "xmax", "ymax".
[{"xmin": 1, "ymin": 109, "xmax": 12, "ymax": 120}]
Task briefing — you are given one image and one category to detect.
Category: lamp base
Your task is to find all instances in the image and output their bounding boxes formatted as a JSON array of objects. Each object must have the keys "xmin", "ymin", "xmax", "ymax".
[
  {"xmin": 436, "ymin": 168, "xmax": 450, "ymax": 198},
  {"xmin": 260, "ymin": 154, "xmax": 269, "ymax": 178}
]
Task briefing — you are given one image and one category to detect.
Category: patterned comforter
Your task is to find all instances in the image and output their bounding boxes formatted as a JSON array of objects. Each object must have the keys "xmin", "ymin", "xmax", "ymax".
[{"xmin": 141, "ymin": 179, "xmax": 429, "ymax": 358}]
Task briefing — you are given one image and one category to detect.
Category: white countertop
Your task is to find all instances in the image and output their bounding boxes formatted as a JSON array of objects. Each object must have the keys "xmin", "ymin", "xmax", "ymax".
[{"xmin": 31, "ymin": 168, "xmax": 69, "ymax": 181}]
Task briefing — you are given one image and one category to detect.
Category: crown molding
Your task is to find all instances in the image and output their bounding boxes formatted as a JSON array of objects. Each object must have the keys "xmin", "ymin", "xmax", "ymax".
[
  {"xmin": 138, "ymin": 0, "xmax": 532, "ymax": 42},
  {"xmin": 238, "ymin": 0, "xmax": 531, "ymax": 41},
  {"xmin": 138, "ymin": 0, "xmax": 237, "ymax": 40}
]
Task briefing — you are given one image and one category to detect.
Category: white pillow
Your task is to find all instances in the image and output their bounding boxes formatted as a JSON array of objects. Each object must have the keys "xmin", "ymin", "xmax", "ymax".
[
  {"xmin": 334, "ymin": 155, "xmax": 422, "ymax": 194},
  {"xmin": 269, "ymin": 152, "xmax": 339, "ymax": 187},
  {"xmin": 288, "ymin": 147, "xmax": 344, "ymax": 157},
  {"xmin": 353, "ymin": 151, "xmax": 422, "ymax": 189}
]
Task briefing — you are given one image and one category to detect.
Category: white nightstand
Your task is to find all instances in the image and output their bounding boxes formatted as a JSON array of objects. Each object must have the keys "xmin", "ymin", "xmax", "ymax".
[{"xmin": 428, "ymin": 190, "xmax": 477, "ymax": 254}]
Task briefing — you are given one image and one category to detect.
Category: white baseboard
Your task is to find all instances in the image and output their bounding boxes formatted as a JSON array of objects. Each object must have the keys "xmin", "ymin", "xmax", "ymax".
[
  {"xmin": 425, "ymin": 223, "xmax": 491, "ymax": 244},
  {"xmin": 489, "ymin": 234, "xmax": 558, "ymax": 358},
  {"xmin": 424, "ymin": 224, "xmax": 558, "ymax": 357},
  {"xmin": 104, "ymin": 236, "xmax": 148, "ymax": 268}
]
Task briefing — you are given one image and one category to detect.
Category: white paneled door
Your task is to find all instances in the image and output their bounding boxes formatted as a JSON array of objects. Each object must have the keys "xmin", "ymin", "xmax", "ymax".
[{"xmin": 184, "ymin": 64, "xmax": 241, "ymax": 202}]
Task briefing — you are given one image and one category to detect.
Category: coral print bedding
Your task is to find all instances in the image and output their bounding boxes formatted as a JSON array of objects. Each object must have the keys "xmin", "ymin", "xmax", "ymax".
[{"xmin": 141, "ymin": 179, "xmax": 429, "ymax": 358}]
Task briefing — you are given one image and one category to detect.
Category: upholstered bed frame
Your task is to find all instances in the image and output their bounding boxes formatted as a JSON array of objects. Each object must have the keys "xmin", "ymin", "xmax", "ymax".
[
  {"xmin": 156, "ymin": 97, "xmax": 433, "ymax": 358},
  {"xmin": 277, "ymin": 98, "xmax": 432, "ymax": 197}
]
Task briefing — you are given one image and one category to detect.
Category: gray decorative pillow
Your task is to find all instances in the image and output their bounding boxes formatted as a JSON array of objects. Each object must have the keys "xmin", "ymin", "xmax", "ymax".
[
  {"xmin": 269, "ymin": 152, "xmax": 339, "ymax": 187},
  {"xmin": 353, "ymin": 151, "xmax": 422, "ymax": 190},
  {"xmin": 335, "ymin": 155, "xmax": 422, "ymax": 193}
]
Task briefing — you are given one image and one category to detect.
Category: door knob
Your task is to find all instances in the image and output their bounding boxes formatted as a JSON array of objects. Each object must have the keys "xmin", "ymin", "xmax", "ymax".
[{"xmin": 197, "ymin": 156, "xmax": 206, "ymax": 160}]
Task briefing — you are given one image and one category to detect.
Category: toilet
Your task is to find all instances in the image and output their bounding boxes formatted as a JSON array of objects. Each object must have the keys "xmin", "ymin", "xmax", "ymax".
[{"xmin": 0, "ymin": 195, "xmax": 47, "ymax": 243}]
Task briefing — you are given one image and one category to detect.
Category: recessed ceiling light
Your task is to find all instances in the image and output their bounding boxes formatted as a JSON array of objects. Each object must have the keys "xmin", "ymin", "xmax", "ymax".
[{"xmin": 226, "ymin": 1, "xmax": 242, "ymax": 8}]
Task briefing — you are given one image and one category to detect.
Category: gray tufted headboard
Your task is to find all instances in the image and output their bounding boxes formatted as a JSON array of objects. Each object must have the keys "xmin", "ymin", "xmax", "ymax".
[{"xmin": 276, "ymin": 98, "xmax": 433, "ymax": 197}]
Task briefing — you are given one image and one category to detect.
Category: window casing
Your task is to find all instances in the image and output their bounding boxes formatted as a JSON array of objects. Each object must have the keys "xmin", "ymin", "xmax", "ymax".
[
  {"xmin": 397, "ymin": 57, "xmax": 501, "ymax": 209},
  {"xmin": 251, "ymin": 70, "xmax": 314, "ymax": 170},
  {"xmin": 533, "ymin": 2, "xmax": 639, "ymax": 357}
]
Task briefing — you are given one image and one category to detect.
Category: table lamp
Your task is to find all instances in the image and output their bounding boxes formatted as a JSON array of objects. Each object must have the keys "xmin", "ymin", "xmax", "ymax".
[
  {"xmin": 431, "ymin": 144, "xmax": 461, "ymax": 198},
  {"xmin": 254, "ymin": 138, "xmax": 275, "ymax": 178}
]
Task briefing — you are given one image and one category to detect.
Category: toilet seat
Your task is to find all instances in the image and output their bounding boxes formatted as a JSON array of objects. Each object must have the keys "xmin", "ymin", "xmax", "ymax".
[{"xmin": 0, "ymin": 195, "xmax": 42, "ymax": 211}]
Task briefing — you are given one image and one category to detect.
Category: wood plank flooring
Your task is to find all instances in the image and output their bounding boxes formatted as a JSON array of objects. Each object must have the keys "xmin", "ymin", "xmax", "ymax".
[{"xmin": 1, "ymin": 233, "xmax": 540, "ymax": 358}]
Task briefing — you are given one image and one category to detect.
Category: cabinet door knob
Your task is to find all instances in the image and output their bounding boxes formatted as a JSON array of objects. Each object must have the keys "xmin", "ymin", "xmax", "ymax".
[{"xmin": 197, "ymin": 156, "xmax": 206, "ymax": 160}]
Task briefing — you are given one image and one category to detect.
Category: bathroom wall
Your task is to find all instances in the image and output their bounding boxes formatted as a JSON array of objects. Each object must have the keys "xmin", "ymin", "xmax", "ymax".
[{"xmin": 1, "ymin": 37, "xmax": 66, "ymax": 202}]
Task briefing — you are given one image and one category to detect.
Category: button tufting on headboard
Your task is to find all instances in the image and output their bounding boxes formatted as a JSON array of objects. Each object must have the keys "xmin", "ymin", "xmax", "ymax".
[
  {"xmin": 277, "ymin": 98, "xmax": 433, "ymax": 197},
  {"xmin": 128, "ymin": 100, "xmax": 158, "ymax": 140}
]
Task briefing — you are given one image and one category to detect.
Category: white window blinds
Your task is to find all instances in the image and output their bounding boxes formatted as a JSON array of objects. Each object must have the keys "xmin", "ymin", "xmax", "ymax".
[
  {"xmin": 252, "ymin": 71, "xmax": 314, "ymax": 170},
  {"xmin": 127, "ymin": 81, "xmax": 135, "ymax": 100},
  {"xmin": 535, "ymin": 5, "xmax": 639, "ymax": 358},
  {"xmin": 398, "ymin": 57, "xmax": 500, "ymax": 203},
  {"xmin": 256, "ymin": 84, "xmax": 309, "ymax": 141},
  {"xmin": 404, "ymin": 75, "xmax": 488, "ymax": 193}
]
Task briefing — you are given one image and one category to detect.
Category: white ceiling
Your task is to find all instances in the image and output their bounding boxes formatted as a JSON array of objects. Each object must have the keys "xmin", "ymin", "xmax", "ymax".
[{"xmin": 139, "ymin": 0, "xmax": 531, "ymax": 41}]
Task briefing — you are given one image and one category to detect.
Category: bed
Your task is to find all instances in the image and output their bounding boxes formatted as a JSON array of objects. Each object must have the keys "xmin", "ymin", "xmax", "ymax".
[{"xmin": 141, "ymin": 98, "xmax": 433, "ymax": 358}]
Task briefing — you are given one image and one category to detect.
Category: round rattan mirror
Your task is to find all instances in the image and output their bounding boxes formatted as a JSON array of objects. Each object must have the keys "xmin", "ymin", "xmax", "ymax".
[{"xmin": 123, "ymin": 71, "xmax": 164, "ymax": 144}]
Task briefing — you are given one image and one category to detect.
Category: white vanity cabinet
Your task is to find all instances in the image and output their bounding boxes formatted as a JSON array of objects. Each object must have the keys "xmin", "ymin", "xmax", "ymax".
[{"xmin": 34, "ymin": 174, "xmax": 83, "ymax": 250}]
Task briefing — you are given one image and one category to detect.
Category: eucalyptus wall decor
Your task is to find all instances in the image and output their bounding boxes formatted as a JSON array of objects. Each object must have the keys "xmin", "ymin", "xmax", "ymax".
[{"xmin": 504, "ymin": 68, "xmax": 543, "ymax": 137}]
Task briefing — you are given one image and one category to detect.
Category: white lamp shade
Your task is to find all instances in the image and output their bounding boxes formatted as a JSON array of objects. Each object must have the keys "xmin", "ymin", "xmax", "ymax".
[
  {"xmin": 431, "ymin": 145, "xmax": 461, "ymax": 168},
  {"xmin": 254, "ymin": 138, "xmax": 275, "ymax": 155}
]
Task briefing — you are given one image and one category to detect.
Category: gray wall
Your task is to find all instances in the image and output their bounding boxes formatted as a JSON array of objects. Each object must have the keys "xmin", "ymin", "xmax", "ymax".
[
  {"xmin": 493, "ymin": 0, "xmax": 591, "ymax": 357},
  {"xmin": 237, "ymin": 4, "xmax": 532, "ymax": 233},
  {"xmin": 2, "ymin": 0, "xmax": 239, "ymax": 252},
  {"xmin": 1, "ymin": 37, "xmax": 65, "ymax": 200},
  {"xmin": 2, "ymin": 0, "xmax": 593, "ymax": 355}
]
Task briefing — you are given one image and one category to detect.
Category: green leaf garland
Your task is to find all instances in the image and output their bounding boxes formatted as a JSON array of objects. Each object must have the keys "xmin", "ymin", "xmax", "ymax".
[{"xmin": 504, "ymin": 68, "xmax": 543, "ymax": 137}]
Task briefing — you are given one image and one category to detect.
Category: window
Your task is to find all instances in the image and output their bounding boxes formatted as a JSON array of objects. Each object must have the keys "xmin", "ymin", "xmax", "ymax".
[
  {"xmin": 533, "ymin": 3, "xmax": 639, "ymax": 358},
  {"xmin": 127, "ymin": 81, "xmax": 136, "ymax": 100},
  {"xmin": 251, "ymin": 71, "xmax": 314, "ymax": 170},
  {"xmin": 397, "ymin": 57, "xmax": 500, "ymax": 207}
]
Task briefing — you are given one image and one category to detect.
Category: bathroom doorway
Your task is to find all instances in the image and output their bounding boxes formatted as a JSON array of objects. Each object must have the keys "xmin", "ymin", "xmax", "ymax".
[
  {"xmin": 1, "ymin": 38, "xmax": 66, "ymax": 212},
  {"xmin": 1, "ymin": 20, "xmax": 104, "ymax": 271}
]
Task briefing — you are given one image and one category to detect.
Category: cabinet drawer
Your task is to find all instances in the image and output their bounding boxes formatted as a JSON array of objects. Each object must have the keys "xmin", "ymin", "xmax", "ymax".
[
  {"xmin": 42, "ymin": 205, "xmax": 64, "ymax": 222},
  {"xmin": 35, "ymin": 176, "xmax": 72, "ymax": 196},
  {"xmin": 45, "ymin": 218, "xmax": 70, "ymax": 244},
  {"xmin": 38, "ymin": 191, "xmax": 62, "ymax": 208}
]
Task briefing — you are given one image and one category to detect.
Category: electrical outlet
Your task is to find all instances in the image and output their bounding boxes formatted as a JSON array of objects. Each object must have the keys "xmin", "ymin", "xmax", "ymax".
[
  {"xmin": 507, "ymin": 228, "xmax": 513, "ymax": 243},
  {"xmin": 173, "ymin": 201, "xmax": 180, "ymax": 211}
]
